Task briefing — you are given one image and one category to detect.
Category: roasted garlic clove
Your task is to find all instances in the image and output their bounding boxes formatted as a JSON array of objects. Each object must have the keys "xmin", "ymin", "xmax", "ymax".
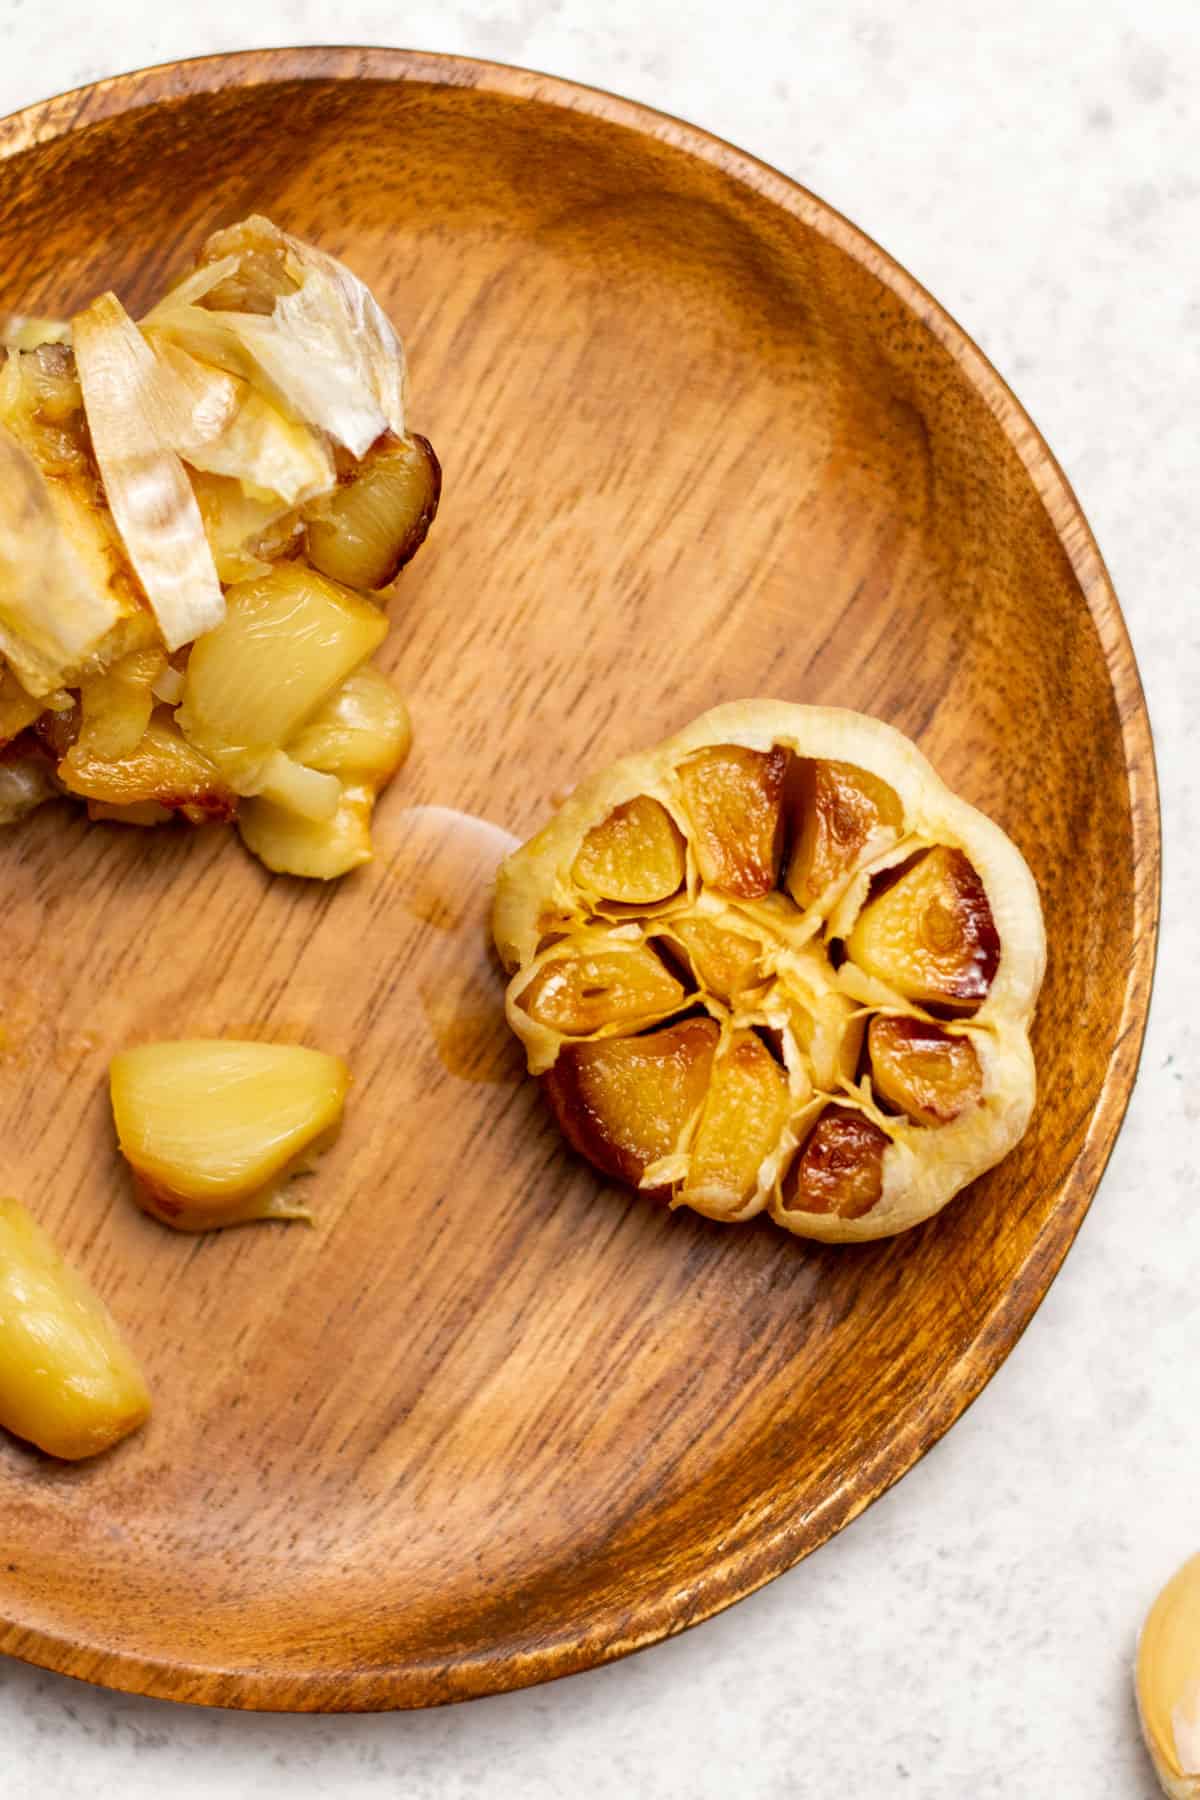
[
  {"xmin": 495, "ymin": 700, "xmax": 1044, "ymax": 1242},
  {"xmin": 572, "ymin": 796, "xmax": 687, "ymax": 905},
  {"xmin": 848, "ymin": 846, "xmax": 999, "ymax": 1009},
  {"xmin": 110, "ymin": 1039, "xmax": 349, "ymax": 1231},
  {"xmin": 676, "ymin": 743, "xmax": 789, "ymax": 898},
  {"xmin": 664, "ymin": 913, "xmax": 766, "ymax": 1003},
  {"xmin": 787, "ymin": 757, "xmax": 903, "ymax": 908},
  {"xmin": 780, "ymin": 1106, "xmax": 890, "ymax": 1220},
  {"xmin": 0, "ymin": 665, "xmax": 45, "ymax": 747},
  {"xmin": 868, "ymin": 1015, "xmax": 983, "ymax": 1126},
  {"xmin": 305, "ymin": 434, "xmax": 442, "ymax": 591},
  {"xmin": 238, "ymin": 783, "xmax": 376, "ymax": 880},
  {"xmin": 1138, "ymin": 1554, "xmax": 1200, "ymax": 1798},
  {"xmin": 517, "ymin": 939, "xmax": 687, "ymax": 1037},
  {"xmin": 543, "ymin": 1017, "xmax": 718, "ymax": 1189},
  {"xmin": 284, "ymin": 665, "xmax": 411, "ymax": 786},
  {"xmin": 59, "ymin": 713, "xmax": 237, "ymax": 823},
  {"xmin": 0, "ymin": 1195, "xmax": 150, "ymax": 1460},
  {"xmin": 179, "ymin": 564, "xmax": 386, "ymax": 766},
  {"xmin": 684, "ymin": 1030, "xmax": 791, "ymax": 1217},
  {"xmin": 76, "ymin": 647, "xmax": 168, "ymax": 760}
]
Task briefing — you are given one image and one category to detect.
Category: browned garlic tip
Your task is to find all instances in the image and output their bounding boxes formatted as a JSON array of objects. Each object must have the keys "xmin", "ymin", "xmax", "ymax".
[{"xmin": 493, "ymin": 700, "xmax": 1045, "ymax": 1242}]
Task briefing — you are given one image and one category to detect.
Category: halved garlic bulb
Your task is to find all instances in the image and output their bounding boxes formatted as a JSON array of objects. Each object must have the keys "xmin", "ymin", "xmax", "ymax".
[{"xmin": 494, "ymin": 700, "xmax": 1045, "ymax": 1241}]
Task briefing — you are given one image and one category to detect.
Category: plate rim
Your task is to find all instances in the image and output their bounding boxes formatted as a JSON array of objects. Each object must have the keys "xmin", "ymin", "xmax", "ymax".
[{"xmin": 0, "ymin": 44, "xmax": 1162, "ymax": 1712}]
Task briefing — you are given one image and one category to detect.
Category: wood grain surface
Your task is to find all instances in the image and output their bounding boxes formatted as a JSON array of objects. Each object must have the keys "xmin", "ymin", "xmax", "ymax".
[{"xmin": 0, "ymin": 48, "xmax": 1159, "ymax": 1710}]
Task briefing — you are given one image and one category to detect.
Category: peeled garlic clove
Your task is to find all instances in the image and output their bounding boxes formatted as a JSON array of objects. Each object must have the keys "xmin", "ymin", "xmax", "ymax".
[
  {"xmin": 572, "ymin": 795, "xmax": 687, "ymax": 905},
  {"xmin": 76, "ymin": 647, "xmax": 166, "ymax": 760},
  {"xmin": 0, "ymin": 1195, "xmax": 150, "ymax": 1460},
  {"xmin": 284, "ymin": 665, "xmax": 411, "ymax": 786},
  {"xmin": 178, "ymin": 563, "xmax": 387, "ymax": 760},
  {"xmin": 59, "ymin": 714, "xmax": 236, "ymax": 823},
  {"xmin": 1138, "ymin": 1555, "xmax": 1200, "ymax": 1798},
  {"xmin": 110, "ymin": 1039, "xmax": 350, "ymax": 1232}
]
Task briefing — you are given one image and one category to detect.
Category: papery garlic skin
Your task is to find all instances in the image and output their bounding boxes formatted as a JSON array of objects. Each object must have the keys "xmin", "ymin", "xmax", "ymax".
[{"xmin": 72, "ymin": 293, "xmax": 227, "ymax": 652}]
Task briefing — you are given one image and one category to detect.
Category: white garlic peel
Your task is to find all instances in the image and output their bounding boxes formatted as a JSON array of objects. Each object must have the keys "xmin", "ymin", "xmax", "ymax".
[{"xmin": 1138, "ymin": 1554, "xmax": 1200, "ymax": 1797}]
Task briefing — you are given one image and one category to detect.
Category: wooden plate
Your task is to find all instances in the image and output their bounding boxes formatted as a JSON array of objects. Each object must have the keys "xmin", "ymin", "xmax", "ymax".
[{"xmin": 0, "ymin": 49, "xmax": 1159, "ymax": 1711}]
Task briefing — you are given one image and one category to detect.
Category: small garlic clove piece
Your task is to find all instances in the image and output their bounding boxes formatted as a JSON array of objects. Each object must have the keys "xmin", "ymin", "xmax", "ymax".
[
  {"xmin": 110, "ymin": 1039, "xmax": 350, "ymax": 1231},
  {"xmin": 1138, "ymin": 1554, "xmax": 1200, "ymax": 1798}
]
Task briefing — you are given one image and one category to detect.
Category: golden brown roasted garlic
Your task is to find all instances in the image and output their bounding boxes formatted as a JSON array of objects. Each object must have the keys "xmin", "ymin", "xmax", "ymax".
[{"xmin": 494, "ymin": 701, "xmax": 1045, "ymax": 1242}]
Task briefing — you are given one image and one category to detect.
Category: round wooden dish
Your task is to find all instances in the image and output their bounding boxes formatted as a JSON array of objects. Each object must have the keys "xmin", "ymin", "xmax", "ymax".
[{"xmin": 0, "ymin": 49, "xmax": 1159, "ymax": 1711}]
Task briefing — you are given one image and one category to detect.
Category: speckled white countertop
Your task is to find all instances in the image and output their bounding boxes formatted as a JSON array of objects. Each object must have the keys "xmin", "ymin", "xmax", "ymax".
[{"xmin": 0, "ymin": 4, "xmax": 1193, "ymax": 1796}]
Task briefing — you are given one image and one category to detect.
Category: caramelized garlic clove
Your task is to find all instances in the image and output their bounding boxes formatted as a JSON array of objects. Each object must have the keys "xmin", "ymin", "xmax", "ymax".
[
  {"xmin": 572, "ymin": 796, "xmax": 687, "ymax": 905},
  {"xmin": 59, "ymin": 713, "xmax": 237, "ymax": 823},
  {"xmin": 543, "ymin": 1017, "xmax": 718, "ymax": 1189},
  {"xmin": 868, "ymin": 1014, "xmax": 983, "ymax": 1126},
  {"xmin": 285, "ymin": 665, "xmax": 412, "ymax": 787},
  {"xmin": 665, "ymin": 913, "xmax": 766, "ymax": 1003},
  {"xmin": 781, "ymin": 1105, "xmax": 890, "ymax": 1220},
  {"xmin": 178, "ymin": 563, "xmax": 387, "ymax": 762},
  {"xmin": 683, "ymin": 1029, "xmax": 791, "ymax": 1216},
  {"xmin": 847, "ymin": 846, "xmax": 1000, "ymax": 1009},
  {"xmin": 516, "ymin": 941, "xmax": 687, "ymax": 1037},
  {"xmin": 677, "ymin": 743, "xmax": 789, "ymax": 898},
  {"xmin": 786, "ymin": 757, "xmax": 903, "ymax": 909},
  {"xmin": 238, "ymin": 784, "xmax": 376, "ymax": 880},
  {"xmin": 305, "ymin": 434, "xmax": 441, "ymax": 591}
]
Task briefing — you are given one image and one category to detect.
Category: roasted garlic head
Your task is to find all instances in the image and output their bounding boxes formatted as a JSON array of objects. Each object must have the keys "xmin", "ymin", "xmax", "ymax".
[
  {"xmin": 494, "ymin": 701, "xmax": 1045, "ymax": 1242},
  {"xmin": 0, "ymin": 216, "xmax": 439, "ymax": 878}
]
